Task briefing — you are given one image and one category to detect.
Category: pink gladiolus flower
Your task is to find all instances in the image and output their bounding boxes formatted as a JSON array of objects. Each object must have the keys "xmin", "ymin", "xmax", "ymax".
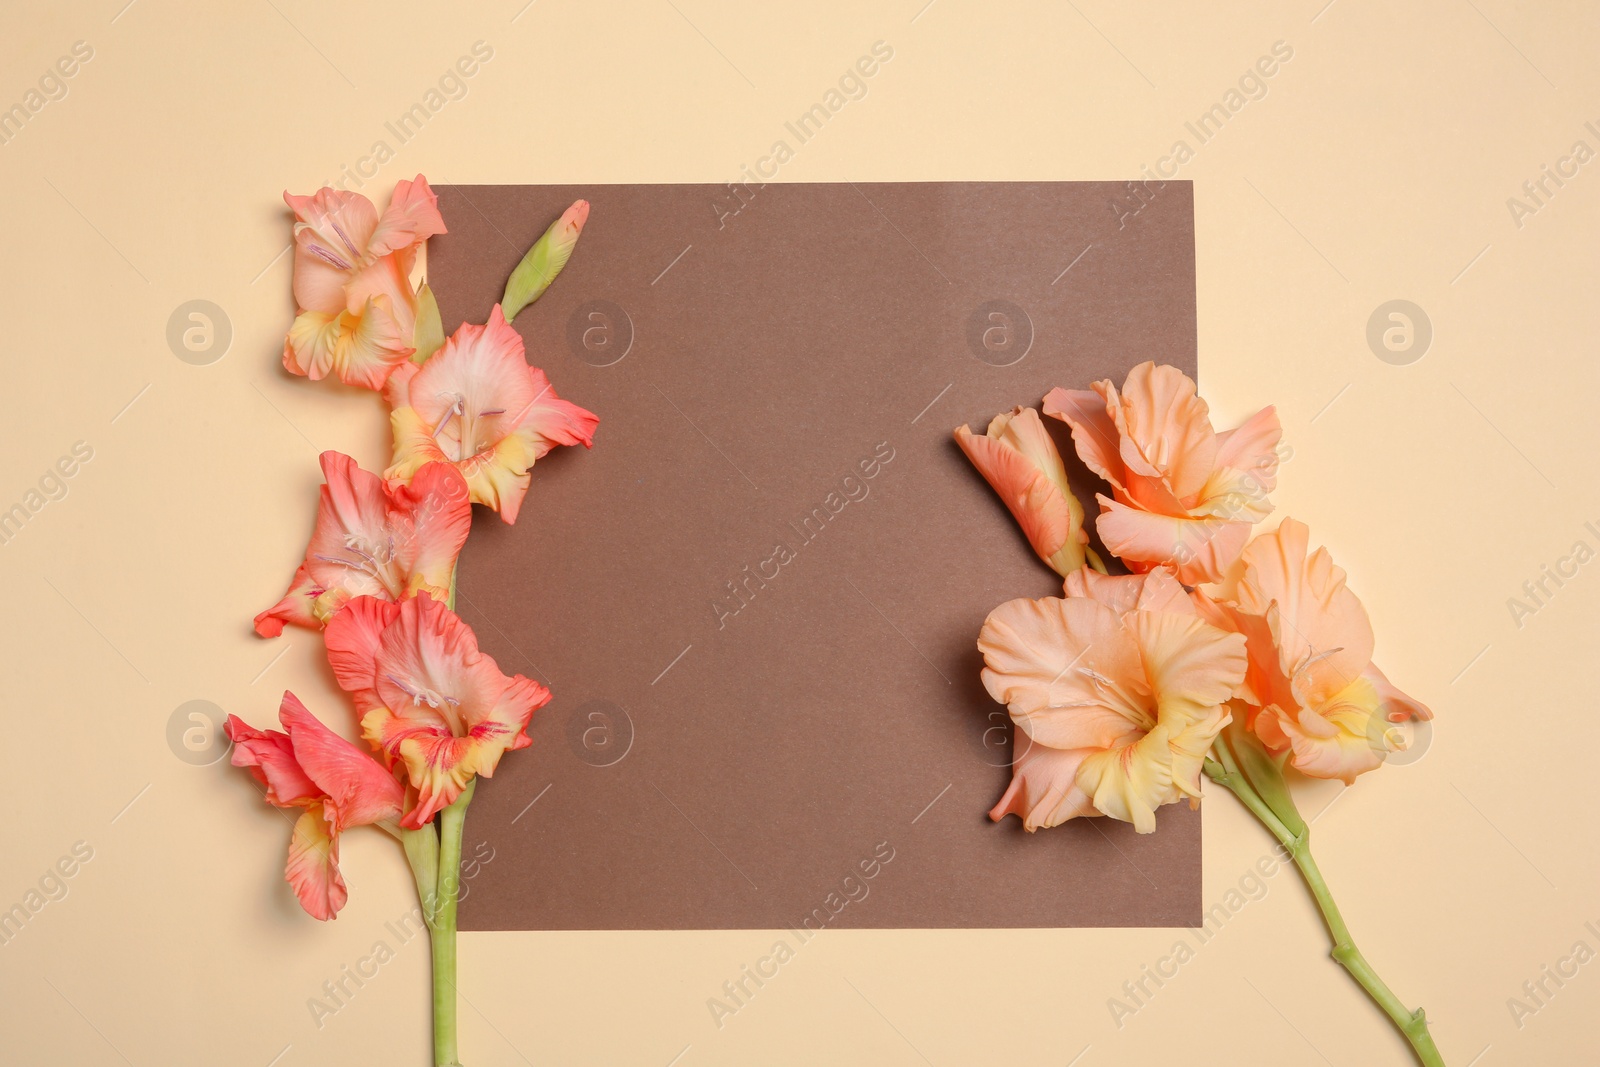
[
  {"xmin": 981, "ymin": 568, "xmax": 1246, "ymax": 832},
  {"xmin": 385, "ymin": 305, "xmax": 597, "ymax": 523},
  {"xmin": 283, "ymin": 175, "xmax": 446, "ymax": 390},
  {"xmin": 1044, "ymin": 362, "xmax": 1282, "ymax": 585},
  {"xmin": 324, "ymin": 593, "xmax": 551, "ymax": 827},
  {"xmin": 254, "ymin": 451, "xmax": 472, "ymax": 637},
  {"xmin": 226, "ymin": 693, "xmax": 406, "ymax": 920},
  {"xmin": 1197, "ymin": 518, "xmax": 1433, "ymax": 784},
  {"xmin": 954, "ymin": 406, "xmax": 1096, "ymax": 577}
]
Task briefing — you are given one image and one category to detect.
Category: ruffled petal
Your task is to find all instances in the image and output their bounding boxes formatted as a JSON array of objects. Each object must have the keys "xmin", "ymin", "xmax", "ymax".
[
  {"xmin": 988, "ymin": 739, "xmax": 1097, "ymax": 831},
  {"xmin": 1127, "ymin": 609, "xmax": 1247, "ymax": 731},
  {"xmin": 1200, "ymin": 405, "xmax": 1282, "ymax": 516},
  {"xmin": 1076, "ymin": 725, "xmax": 1176, "ymax": 833},
  {"xmin": 391, "ymin": 462, "xmax": 473, "ymax": 598},
  {"xmin": 225, "ymin": 713, "xmax": 318, "ymax": 807},
  {"xmin": 1107, "ymin": 362, "xmax": 1218, "ymax": 500},
  {"xmin": 1234, "ymin": 518, "xmax": 1374, "ymax": 708},
  {"xmin": 279, "ymin": 692, "xmax": 404, "ymax": 830},
  {"xmin": 254, "ymin": 562, "xmax": 321, "ymax": 638},
  {"xmin": 367, "ymin": 175, "xmax": 447, "ymax": 258},
  {"xmin": 978, "ymin": 596, "xmax": 1149, "ymax": 749},
  {"xmin": 324, "ymin": 595, "xmax": 401, "ymax": 707},
  {"xmin": 1095, "ymin": 496, "xmax": 1252, "ymax": 585},
  {"xmin": 1274, "ymin": 677, "xmax": 1387, "ymax": 784},
  {"xmin": 1168, "ymin": 704, "xmax": 1232, "ymax": 801},
  {"xmin": 1365, "ymin": 662, "xmax": 1432, "ymax": 723},
  {"xmin": 385, "ymin": 403, "xmax": 452, "ymax": 488},
  {"xmin": 286, "ymin": 803, "xmax": 347, "ymax": 921},
  {"xmin": 1043, "ymin": 384, "xmax": 1125, "ymax": 491},
  {"xmin": 285, "ymin": 188, "xmax": 379, "ymax": 315},
  {"xmin": 284, "ymin": 297, "xmax": 412, "ymax": 390}
]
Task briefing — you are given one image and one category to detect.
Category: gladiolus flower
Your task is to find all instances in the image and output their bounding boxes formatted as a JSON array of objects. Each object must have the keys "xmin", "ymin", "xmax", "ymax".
[
  {"xmin": 385, "ymin": 305, "xmax": 598, "ymax": 524},
  {"xmin": 254, "ymin": 451, "xmax": 472, "ymax": 637},
  {"xmin": 226, "ymin": 692, "xmax": 405, "ymax": 920},
  {"xmin": 324, "ymin": 593, "xmax": 550, "ymax": 827},
  {"xmin": 283, "ymin": 175, "xmax": 447, "ymax": 390},
  {"xmin": 1044, "ymin": 362, "xmax": 1282, "ymax": 585},
  {"xmin": 1197, "ymin": 518, "xmax": 1433, "ymax": 784},
  {"xmin": 954, "ymin": 406, "xmax": 1097, "ymax": 577},
  {"xmin": 981, "ymin": 568, "xmax": 1246, "ymax": 832}
]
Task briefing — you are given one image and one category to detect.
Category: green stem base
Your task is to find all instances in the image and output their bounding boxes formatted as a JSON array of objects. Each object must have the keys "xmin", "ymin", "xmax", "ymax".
[
  {"xmin": 1204, "ymin": 752, "xmax": 1445, "ymax": 1067},
  {"xmin": 401, "ymin": 780, "xmax": 474, "ymax": 1067}
]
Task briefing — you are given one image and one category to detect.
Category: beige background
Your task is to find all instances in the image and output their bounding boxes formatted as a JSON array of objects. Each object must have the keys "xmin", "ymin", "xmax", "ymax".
[{"xmin": 1, "ymin": 1, "xmax": 1595, "ymax": 1065}]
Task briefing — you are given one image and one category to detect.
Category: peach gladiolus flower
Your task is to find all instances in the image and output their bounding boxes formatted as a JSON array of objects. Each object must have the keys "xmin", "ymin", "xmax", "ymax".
[
  {"xmin": 254, "ymin": 451, "xmax": 472, "ymax": 637},
  {"xmin": 954, "ymin": 406, "xmax": 1097, "ymax": 577},
  {"xmin": 385, "ymin": 305, "xmax": 598, "ymax": 523},
  {"xmin": 283, "ymin": 175, "xmax": 447, "ymax": 390},
  {"xmin": 1198, "ymin": 518, "xmax": 1432, "ymax": 784},
  {"xmin": 324, "ymin": 593, "xmax": 550, "ymax": 827},
  {"xmin": 980, "ymin": 567, "xmax": 1247, "ymax": 832},
  {"xmin": 226, "ymin": 692, "xmax": 405, "ymax": 920},
  {"xmin": 1044, "ymin": 362, "xmax": 1282, "ymax": 585}
]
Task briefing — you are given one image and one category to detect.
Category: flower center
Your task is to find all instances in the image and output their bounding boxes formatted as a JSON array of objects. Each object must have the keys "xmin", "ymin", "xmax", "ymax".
[
  {"xmin": 1074, "ymin": 664, "xmax": 1156, "ymax": 732},
  {"xmin": 385, "ymin": 673, "xmax": 467, "ymax": 734},
  {"xmin": 430, "ymin": 393, "xmax": 506, "ymax": 462},
  {"xmin": 313, "ymin": 534, "xmax": 402, "ymax": 598}
]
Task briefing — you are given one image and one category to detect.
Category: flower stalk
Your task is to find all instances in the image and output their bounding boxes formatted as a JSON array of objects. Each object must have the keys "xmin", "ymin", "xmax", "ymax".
[
  {"xmin": 1203, "ymin": 736, "xmax": 1445, "ymax": 1067},
  {"xmin": 421, "ymin": 778, "xmax": 476, "ymax": 1067}
]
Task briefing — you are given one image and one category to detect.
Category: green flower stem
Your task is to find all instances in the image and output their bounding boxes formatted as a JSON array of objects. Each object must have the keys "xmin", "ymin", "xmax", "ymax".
[
  {"xmin": 400, "ymin": 824, "xmax": 441, "ymax": 926},
  {"xmin": 1203, "ymin": 758, "xmax": 1446, "ymax": 1067},
  {"xmin": 429, "ymin": 779, "xmax": 476, "ymax": 1067}
]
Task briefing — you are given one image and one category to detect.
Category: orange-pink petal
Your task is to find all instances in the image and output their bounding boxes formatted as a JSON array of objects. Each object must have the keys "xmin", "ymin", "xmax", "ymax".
[{"xmin": 286, "ymin": 803, "xmax": 347, "ymax": 921}]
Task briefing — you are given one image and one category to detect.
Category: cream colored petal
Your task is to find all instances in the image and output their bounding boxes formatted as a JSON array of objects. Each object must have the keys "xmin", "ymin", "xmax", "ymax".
[
  {"xmin": 978, "ymin": 596, "xmax": 1149, "ymax": 750},
  {"xmin": 1077, "ymin": 726, "xmax": 1176, "ymax": 833}
]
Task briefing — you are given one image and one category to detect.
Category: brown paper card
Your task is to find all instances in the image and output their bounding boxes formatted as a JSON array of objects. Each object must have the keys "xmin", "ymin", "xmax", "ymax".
[{"xmin": 428, "ymin": 181, "xmax": 1201, "ymax": 929}]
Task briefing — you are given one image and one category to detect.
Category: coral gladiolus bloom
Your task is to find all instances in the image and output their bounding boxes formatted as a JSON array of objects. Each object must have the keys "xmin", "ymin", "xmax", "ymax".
[
  {"xmin": 1198, "ymin": 518, "xmax": 1433, "ymax": 783},
  {"xmin": 226, "ymin": 693, "xmax": 405, "ymax": 920},
  {"xmin": 980, "ymin": 568, "xmax": 1246, "ymax": 832},
  {"xmin": 385, "ymin": 305, "xmax": 598, "ymax": 524},
  {"xmin": 283, "ymin": 176, "xmax": 446, "ymax": 390},
  {"xmin": 954, "ymin": 406, "xmax": 1096, "ymax": 577},
  {"xmin": 254, "ymin": 452, "xmax": 472, "ymax": 638},
  {"xmin": 324, "ymin": 594, "xmax": 550, "ymax": 827},
  {"xmin": 1044, "ymin": 362, "xmax": 1282, "ymax": 585}
]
